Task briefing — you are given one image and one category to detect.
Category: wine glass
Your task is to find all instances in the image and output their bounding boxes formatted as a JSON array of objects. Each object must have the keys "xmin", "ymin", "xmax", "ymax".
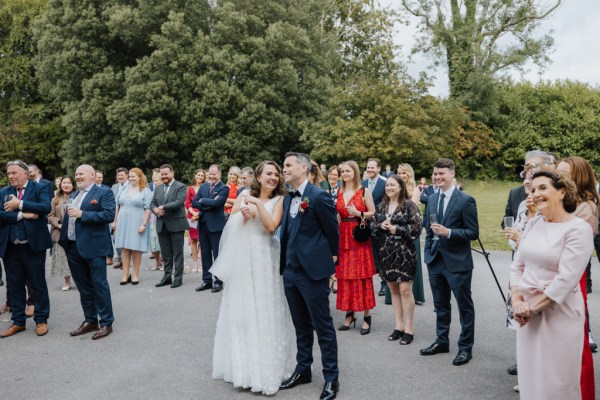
[
  {"xmin": 4, "ymin": 194, "xmax": 12, "ymax": 204},
  {"xmin": 430, "ymin": 213, "xmax": 440, "ymax": 241}
]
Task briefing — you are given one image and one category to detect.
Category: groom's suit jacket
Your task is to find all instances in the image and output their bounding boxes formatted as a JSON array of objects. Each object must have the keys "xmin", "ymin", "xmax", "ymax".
[{"xmin": 280, "ymin": 183, "xmax": 339, "ymax": 281}]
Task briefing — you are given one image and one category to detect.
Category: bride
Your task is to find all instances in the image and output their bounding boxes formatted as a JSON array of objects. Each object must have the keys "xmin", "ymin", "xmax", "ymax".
[{"xmin": 211, "ymin": 161, "xmax": 295, "ymax": 395}]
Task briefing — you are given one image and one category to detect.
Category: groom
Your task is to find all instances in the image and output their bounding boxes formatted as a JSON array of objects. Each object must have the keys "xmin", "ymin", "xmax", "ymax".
[{"xmin": 279, "ymin": 152, "xmax": 340, "ymax": 400}]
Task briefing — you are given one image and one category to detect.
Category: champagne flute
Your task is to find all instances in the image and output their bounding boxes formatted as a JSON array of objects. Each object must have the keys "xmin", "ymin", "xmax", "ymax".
[{"xmin": 430, "ymin": 213, "xmax": 440, "ymax": 241}]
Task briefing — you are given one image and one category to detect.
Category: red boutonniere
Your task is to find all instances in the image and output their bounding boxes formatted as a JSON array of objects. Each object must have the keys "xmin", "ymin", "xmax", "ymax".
[
  {"xmin": 90, "ymin": 199, "xmax": 98, "ymax": 205},
  {"xmin": 299, "ymin": 197, "xmax": 309, "ymax": 213}
]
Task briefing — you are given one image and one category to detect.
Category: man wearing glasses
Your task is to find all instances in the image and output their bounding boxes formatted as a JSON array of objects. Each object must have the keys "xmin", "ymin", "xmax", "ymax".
[{"xmin": 0, "ymin": 160, "xmax": 52, "ymax": 338}]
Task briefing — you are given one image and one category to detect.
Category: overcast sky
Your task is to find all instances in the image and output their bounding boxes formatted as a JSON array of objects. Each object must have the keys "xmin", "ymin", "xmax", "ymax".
[{"xmin": 382, "ymin": 0, "xmax": 600, "ymax": 97}]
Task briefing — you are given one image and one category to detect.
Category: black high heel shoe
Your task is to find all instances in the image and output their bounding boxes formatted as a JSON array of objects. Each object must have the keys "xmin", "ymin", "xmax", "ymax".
[
  {"xmin": 120, "ymin": 276, "xmax": 132, "ymax": 285},
  {"xmin": 388, "ymin": 329, "xmax": 404, "ymax": 341},
  {"xmin": 338, "ymin": 312, "xmax": 356, "ymax": 331},
  {"xmin": 360, "ymin": 315, "xmax": 372, "ymax": 335}
]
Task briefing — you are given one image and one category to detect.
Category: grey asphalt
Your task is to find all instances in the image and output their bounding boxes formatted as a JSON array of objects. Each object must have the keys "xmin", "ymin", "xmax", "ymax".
[{"xmin": 1, "ymin": 241, "xmax": 599, "ymax": 400}]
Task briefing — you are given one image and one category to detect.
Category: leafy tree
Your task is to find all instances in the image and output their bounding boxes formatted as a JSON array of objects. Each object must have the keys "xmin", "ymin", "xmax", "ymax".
[
  {"xmin": 0, "ymin": 0, "xmax": 66, "ymax": 178},
  {"xmin": 401, "ymin": 0, "xmax": 562, "ymax": 117},
  {"xmin": 492, "ymin": 80, "xmax": 600, "ymax": 177}
]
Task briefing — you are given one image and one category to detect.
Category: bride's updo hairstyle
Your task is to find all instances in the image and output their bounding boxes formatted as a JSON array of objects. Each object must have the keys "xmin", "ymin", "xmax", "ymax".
[{"xmin": 250, "ymin": 161, "xmax": 287, "ymax": 199}]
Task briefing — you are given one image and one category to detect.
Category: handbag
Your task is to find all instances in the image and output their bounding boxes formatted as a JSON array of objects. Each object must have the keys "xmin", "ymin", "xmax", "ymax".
[
  {"xmin": 351, "ymin": 187, "xmax": 371, "ymax": 242},
  {"xmin": 505, "ymin": 289, "xmax": 517, "ymax": 330}
]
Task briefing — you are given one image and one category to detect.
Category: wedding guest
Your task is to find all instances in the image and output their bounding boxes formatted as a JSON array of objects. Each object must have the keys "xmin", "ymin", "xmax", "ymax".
[
  {"xmin": 310, "ymin": 160, "xmax": 330, "ymax": 191},
  {"xmin": 54, "ymin": 177, "xmax": 61, "ymax": 196},
  {"xmin": 417, "ymin": 177, "xmax": 429, "ymax": 192},
  {"xmin": 184, "ymin": 169, "xmax": 205, "ymax": 273},
  {"xmin": 224, "ymin": 166, "xmax": 240, "ymax": 215},
  {"xmin": 95, "ymin": 171, "xmax": 109, "ymax": 188},
  {"xmin": 327, "ymin": 166, "xmax": 341, "ymax": 203},
  {"xmin": 114, "ymin": 168, "xmax": 152, "ymax": 285},
  {"xmin": 48, "ymin": 176, "xmax": 76, "ymax": 291},
  {"xmin": 396, "ymin": 163, "xmax": 426, "ymax": 305},
  {"xmin": 211, "ymin": 161, "xmax": 294, "ymax": 395},
  {"xmin": 371, "ymin": 175, "xmax": 421, "ymax": 344},
  {"xmin": 556, "ymin": 156, "xmax": 598, "ymax": 400},
  {"xmin": 237, "ymin": 167, "xmax": 255, "ymax": 196},
  {"xmin": 149, "ymin": 169, "xmax": 162, "ymax": 271},
  {"xmin": 382, "ymin": 164, "xmax": 393, "ymax": 178},
  {"xmin": 60, "ymin": 164, "xmax": 115, "ymax": 340},
  {"xmin": 27, "ymin": 164, "xmax": 54, "ymax": 199},
  {"xmin": 110, "ymin": 167, "xmax": 129, "ymax": 269},
  {"xmin": 336, "ymin": 161, "xmax": 376, "ymax": 335},
  {"xmin": 510, "ymin": 169, "xmax": 593, "ymax": 399},
  {"xmin": 0, "ymin": 160, "xmax": 52, "ymax": 338}
]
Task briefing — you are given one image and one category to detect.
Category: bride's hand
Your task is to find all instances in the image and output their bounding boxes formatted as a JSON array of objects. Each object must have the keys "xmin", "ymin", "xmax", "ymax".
[{"xmin": 244, "ymin": 195, "xmax": 260, "ymax": 205}]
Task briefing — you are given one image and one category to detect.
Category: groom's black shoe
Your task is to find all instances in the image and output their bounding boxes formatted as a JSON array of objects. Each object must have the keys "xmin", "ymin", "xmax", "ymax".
[
  {"xmin": 195, "ymin": 282, "xmax": 212, "ymax": 292},
  {"xmin": 320, "ymin": 381, "xmax": 339, "ymax": 400},
  {"xmin": 155, "ymin": 278, "xmax": 172, "ymax": 288},
  {"xmin": 279, "ymin": 373, "xmax": 311, "ymax": 390},
  {"xmin": 419, "ymin": 342, "xmax": 449, "ymax": 356}
]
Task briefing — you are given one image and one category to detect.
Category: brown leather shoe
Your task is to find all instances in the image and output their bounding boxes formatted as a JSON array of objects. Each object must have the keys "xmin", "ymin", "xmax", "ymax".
[
  {"xmin": 92, "ymin": 325, "xmax": 113, "ymax": 340},
  {"xmin": 0, "ymin": 324, "xmax": 25, "ymax": 338},
  {"xmin": 25, "ymin": 305, "xmax": 34, "ymax": 317},
  {"xmin": 69, "ymin": 322, "xmax": 99, "ymax": 337},
  {"xmin": 0, "ymin": 305, "xmax": 10, "ymax": 314},
  {"xmin": 36, "ymin": 322, "xmax": 48, "ymax": 336}
]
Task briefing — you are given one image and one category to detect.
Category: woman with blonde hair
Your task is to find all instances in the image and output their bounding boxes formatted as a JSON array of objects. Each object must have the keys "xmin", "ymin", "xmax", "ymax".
[
  {"xmin": 396, "ymin": 163, "xmax": 426, "ymax": 305},
  {"xmin": 184, "ymin": 169, "xmax": 205, "ymax": 273},
  {"xmin": 336, "ymin": 160, "xmax": 377, "ymax": 334},
  {"xmin": 224, "ymin": 166, "xmax": 241, "ymax": 215},
  {"xmin": 114, "ymin": 167, "xmax": 152, "ymax": 285}
]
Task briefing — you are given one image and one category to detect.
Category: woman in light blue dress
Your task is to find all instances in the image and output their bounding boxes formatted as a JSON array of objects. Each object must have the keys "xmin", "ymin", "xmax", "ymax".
[{"xmin": 115, "ymin": 167, "xmax": 152, "ymax": 285}]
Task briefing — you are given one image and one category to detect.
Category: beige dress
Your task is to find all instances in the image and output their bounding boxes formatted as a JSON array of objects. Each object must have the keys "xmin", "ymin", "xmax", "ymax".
[{"xmin": 510, "ymin": 216, "xmax": 593, "ymax": 400}]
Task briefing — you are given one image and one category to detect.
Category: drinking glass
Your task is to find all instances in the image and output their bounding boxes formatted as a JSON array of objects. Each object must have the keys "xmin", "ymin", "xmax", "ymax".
[
  {"xmin": 430, "ymin": 213, "xmax": 440, "ymax": 241},
  {"xmin": 504, "ymin": 216, "xmax": 514, "ymax": 229},
  {"xmin": 3, "ymin": 195, "xmax": 12, "ymax": 204}
]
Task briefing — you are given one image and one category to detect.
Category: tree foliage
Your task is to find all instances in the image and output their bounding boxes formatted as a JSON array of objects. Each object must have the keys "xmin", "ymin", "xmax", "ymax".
[
  {"xmin": 0, "ymin": 0, "xmax": 65, "ymax": 179},
  {"xmin": 401, "ymin": 0, "xmax": 562, "ymax": 116}
]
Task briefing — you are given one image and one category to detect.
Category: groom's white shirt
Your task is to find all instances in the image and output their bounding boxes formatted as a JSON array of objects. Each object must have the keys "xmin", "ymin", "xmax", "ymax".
[{"xmin": 289, "ymin": 179, "xmax": 309, "ymax": 219}]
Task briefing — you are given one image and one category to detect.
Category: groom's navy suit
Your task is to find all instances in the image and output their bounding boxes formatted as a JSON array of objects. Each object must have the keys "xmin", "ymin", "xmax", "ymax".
[
  {"xmin": 280, "ymin": 181, "xmax": 340, "ymax": 382},
  {"xmin": 424, "ymin": 187, "xmax": 479, "ymax": 351}
]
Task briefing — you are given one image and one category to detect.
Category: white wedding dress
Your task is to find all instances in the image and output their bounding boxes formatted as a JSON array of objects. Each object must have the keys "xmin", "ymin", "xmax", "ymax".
[{"xmin": 211, "ymin": 194, "xmax": 296, "ymax": 395}]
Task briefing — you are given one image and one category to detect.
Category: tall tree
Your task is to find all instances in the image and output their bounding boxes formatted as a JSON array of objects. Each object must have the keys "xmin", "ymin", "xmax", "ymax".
[
  {"xmin": 401, "ymin": 0, "xmax": 561, "ymax": 115},
  {"xmin": 0, "ymin": 0, "xmax": 66, "ymax": 178}
]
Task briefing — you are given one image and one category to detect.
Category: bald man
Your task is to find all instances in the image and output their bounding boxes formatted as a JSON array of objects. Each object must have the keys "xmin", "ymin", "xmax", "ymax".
[{"xmin": 59, "ymin": 165, "xmax": 116, "ymax": 340}]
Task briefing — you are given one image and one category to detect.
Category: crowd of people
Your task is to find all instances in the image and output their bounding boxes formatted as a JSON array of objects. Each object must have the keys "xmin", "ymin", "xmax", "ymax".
[{"xmin": 0, "ymin": 150, "xmax": 598, "ymax": 400}]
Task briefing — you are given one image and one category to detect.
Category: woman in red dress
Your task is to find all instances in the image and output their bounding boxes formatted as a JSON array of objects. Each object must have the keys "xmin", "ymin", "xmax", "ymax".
[
  {"xmin": 336, "ymin": 160, "xmax": 377, "ymax": 335},
  {"xmin": 184, "ymin": 169, "xmax": 205, "ymax": 273},
  {"xmin": 224, "ymin": 166, "xmax": 240, "ymax": 215}
]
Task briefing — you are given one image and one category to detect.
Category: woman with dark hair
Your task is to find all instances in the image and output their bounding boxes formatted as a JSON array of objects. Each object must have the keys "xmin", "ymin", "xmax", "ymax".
[
  {"xmin": 336, "ymin": 160, "xmax": 376, "ymax": 335},
  {"xmin": 310, "ymin": 160, "xmax": 330, "ymax": 191},
  {"xmin": 511, "ymin": 169, "xmax": 594, "ymax": 399},
  {"xmin": 48, "ymin": 176, "xmax": 76, "ymax": 291},
  {"xmin": 114, "ymin": 167, "xmax": 152, "ymax": 285},
  {"xmin": 556, "ymin": 156, "xmax": 599, "ymax": 400},
  {"xmin": 184, "ymin": 169, "xmax": 205, "ymax": 274},
  {"xmin": 371, "ymin": 175, "xmax": 421, "ymax": 344},
  {"xmin": 327, "ymin": 166, "xmax": 341, "ymax": 203},
  {"xmin": 211, "ymin": 161, "xmax": 294, "ymax": 395}
]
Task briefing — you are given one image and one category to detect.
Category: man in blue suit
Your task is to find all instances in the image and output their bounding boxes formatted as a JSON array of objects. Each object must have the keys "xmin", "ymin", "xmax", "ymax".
[
  {"xmin": 27, "ymin": 164, "xmax": 55, "ymax": 199},
  {"xmin": 361, "ymin": 158, "xmax": 386, "ymax": 296},
  {"xmin": 0, "ymin": 160, "xmax": 52, "ymax": 338},
  {"xmin": 420, "ymin": 158, "xmax": 479, "ymax": 366},
  {"xmin": 193, "ymin": 164, "xmax": 229, "ymax": 293},
  {"xmin": 60, "ymin": 164, "xmax": 116, "ymax": 340},
  {"xmin": 279, "ymin": 152, "xmax": 340, "ymax": 400}
]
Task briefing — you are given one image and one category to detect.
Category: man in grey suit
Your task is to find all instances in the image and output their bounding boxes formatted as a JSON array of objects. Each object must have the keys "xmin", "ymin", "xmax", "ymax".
[
  {"xmin": 151, "ymin": 164, "xmax": 188, "ymax": 288},
  {"xmin": 110, "ymin": 167, "xmax": 129, "ymax": 268}
]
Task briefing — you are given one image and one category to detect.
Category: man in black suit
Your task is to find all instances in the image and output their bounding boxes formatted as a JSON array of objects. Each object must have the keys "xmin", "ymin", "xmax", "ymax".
[
  {"xmin": 420, "ymin": 158, "xmax": 479, "ymax": 366},
  {"xmin": 0, "ymin": 160, "xmax": 53, "ymax": 338},
  {"xmin": 361, "ymin": 158, "xmax": 386, "ymax": 296},
  {"xmin": 151, "ymin": 164, "xmax": 188, "ymax": 289},
  {"xmin": 193, "ymin": 164, "xmax": 229, "ymax": 293},
  {"xmin": 279, "ymin": 152, "xmax": 340, "ymax": 400}
]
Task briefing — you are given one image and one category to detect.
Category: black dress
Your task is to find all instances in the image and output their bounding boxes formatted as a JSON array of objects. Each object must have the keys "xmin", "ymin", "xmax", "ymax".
[{"xmin": 371, "ymin": 200, "xmax": 422, "ymax": 282}]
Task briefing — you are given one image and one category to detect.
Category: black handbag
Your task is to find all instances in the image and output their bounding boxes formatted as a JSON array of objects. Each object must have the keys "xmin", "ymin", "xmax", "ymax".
[
  {"xmin": 351, "ymin": 187, "xmax": 371, "ymax": 242},
  {"xmin": 352, "ymin": 217, "xmax": 371, "ymax": 242}
]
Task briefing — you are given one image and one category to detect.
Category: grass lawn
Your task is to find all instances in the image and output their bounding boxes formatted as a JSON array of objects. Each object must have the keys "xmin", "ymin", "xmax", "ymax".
[{"xmin": 460, "ymin": 180, "xmax": 519, "ymax": 252}]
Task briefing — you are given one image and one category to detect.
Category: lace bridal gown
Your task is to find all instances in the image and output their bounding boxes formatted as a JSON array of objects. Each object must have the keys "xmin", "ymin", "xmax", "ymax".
[{"xmin": 211, "ymin": 194, "xmax": 295, "ymax": 395}]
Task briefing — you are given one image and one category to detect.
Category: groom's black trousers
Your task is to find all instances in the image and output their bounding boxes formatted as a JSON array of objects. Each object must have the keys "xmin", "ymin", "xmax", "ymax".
[{"xmin": 283, "ymin": 264, "xmax": 339, "ymax": 382}]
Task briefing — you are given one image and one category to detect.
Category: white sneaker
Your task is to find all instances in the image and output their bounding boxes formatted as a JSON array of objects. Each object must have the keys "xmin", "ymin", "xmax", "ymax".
[
  {"xmin": 513, "ymin": 385, "xmax": 519, "ymax": 392},
  {"xmin": 61, "ymin": 285, "xmax": 71, "ymax": 291}
]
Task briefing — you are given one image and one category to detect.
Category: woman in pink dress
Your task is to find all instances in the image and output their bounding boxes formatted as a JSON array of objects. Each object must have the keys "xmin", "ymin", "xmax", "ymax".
[
  {"xmin": 184, "ymin": 169, "xmax": 205, "ymax": 273},
  {"xmin": 510, "ymin": 169, "xmax": 594, "ymax": 400}
]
